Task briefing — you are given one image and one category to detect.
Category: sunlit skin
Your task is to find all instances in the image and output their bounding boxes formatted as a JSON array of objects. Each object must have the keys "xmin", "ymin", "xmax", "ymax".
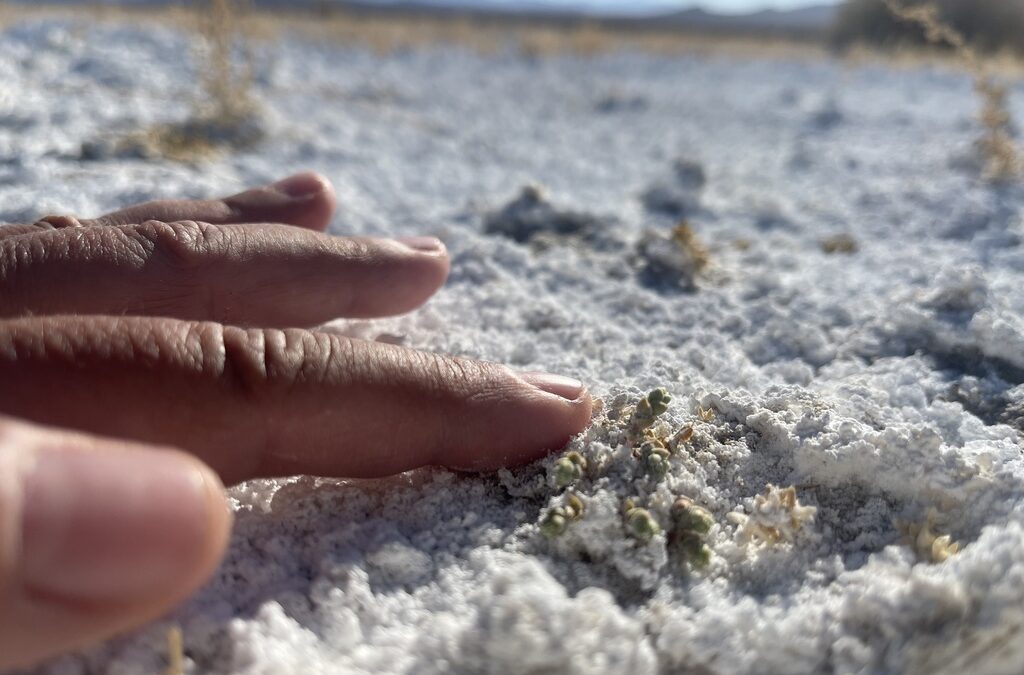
[{"xmin": 0, "ymin": 172, "xmax": 592, "ymax": 671}]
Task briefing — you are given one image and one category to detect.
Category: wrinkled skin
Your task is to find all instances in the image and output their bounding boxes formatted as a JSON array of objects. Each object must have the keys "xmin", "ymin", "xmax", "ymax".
[{"xmin": 0, "ymin": 172, "xmax": 592, "ymax": 671}]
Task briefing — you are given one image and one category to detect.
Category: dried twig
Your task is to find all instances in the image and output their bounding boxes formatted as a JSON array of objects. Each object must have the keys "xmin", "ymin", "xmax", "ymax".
[{"xmin": 883, "ymin": 0, "xmax": 1020, "ymax": 181}]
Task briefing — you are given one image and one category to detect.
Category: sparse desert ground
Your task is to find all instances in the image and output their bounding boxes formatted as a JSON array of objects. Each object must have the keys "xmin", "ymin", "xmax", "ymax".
[{"xmin": 5, "ymin": 8, "xmax": 1024, "ymax": 674}]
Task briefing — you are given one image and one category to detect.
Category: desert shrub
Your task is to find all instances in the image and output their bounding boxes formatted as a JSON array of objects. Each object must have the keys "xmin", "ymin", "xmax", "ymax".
[{"xmin": 831, "ymin": 0, "xmax": 1024, "ymax": 55}]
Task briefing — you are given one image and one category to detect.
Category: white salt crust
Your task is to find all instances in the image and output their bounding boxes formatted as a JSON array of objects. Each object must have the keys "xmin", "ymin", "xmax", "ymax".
[{"xmin": 5, "ymin": 18, "xmax": 1023, "ymax": 675}]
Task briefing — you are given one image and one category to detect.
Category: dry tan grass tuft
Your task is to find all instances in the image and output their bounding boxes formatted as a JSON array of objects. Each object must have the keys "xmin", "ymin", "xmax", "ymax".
[
  {"xmin": 820, "ymin": 233, "xmax": 859, "ymax": 255},
  {"xmin": 883, "ymin": 0, "xmax": 1020, "ymax": 181},
  {"xmin": 195, "ymin": 0, "xmax": 256, "ymax": 124},
  {"xmin": 135, "ymin": 0, "xmax": 263, "ymax": 161},
  {"xmin": 671, "ymin": 222, "xmax": 711, "ymax": 274}
]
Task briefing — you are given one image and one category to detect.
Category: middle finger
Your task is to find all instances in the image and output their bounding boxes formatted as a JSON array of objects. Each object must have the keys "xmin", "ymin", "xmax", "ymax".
[{"xmin": 0, "ymin": 315, "xmax": 592, "ymax": 484}]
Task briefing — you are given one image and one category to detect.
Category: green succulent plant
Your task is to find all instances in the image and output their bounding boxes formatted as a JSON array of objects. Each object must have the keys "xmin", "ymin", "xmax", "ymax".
[
  {"xmin": 630, "ymin": 388, "xmax": 673, "ymax": 435},
  {"xmin": 565, "ymin": 493, "xmax": 585, "ymax": 520},
  {"xmin": 669, "ymin": 530, "xmax": 712, "ymax": 570},
  {"xmin": 646, "ymin": 388, "xmax": 672, "ymax": 416},
  {"xmin": 540, "ymin": 509, "xmax": 569, "ymax": 538},
  {"xmin": 540, "ymin": 494, "xmax": 586, "ymax": 539},
  {"xmin": 672, "ymin": 497, "xmax": 714, "ymax": 535},
  {"xmin": 640, "ymin": 441, "xmax": 671, "ymax": 480},
  {"xmin": 551, "ymin": 451, "xmax": 587, "ymax": 487},
  {"xmin": 668, "ymin": 497, "xmax": 715, "ymax": 570},
  {"xmin": 625, "ymin": 507, "xmax": 660, "ymax": 543}
]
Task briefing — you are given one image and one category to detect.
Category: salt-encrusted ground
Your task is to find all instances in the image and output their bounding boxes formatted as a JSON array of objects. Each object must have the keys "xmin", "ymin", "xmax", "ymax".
[{"xmin": 5, "ymin": 17, "xmax": 1024, "ymax": 675}]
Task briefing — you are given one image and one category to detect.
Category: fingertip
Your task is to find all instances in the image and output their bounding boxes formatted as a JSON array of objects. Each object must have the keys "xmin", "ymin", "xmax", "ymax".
[
  {"xmin": 508, "ymin": 375, "xmax": 594, "ymax": 464},
  {"xmin": 342, "ymin": 237, "xmax": 450, "ymax": 318},
  {"xmin": 271, "ymin": 171, "xmax": 337, "ymax": 232},
  {"xmin": 398, "ymin": 237, "xmax": 452, "ymax": 287},
  {"xmin": 269, "ymin": 171, "xmax": 332, "ymax": 200},
  {"xmin": 401, "ymin": 237, "xmax": 451, "ymax": 305},
  {"xmin": 225, "ymin": 171, "xmax": 338, "ymax": 232},
  {"xmin": 443, "ymin": 370, "xmax": 593, "ymax": 472}
]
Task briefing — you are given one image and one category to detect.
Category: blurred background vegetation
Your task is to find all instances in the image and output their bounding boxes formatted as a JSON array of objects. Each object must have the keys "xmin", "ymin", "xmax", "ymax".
[
  {"xmin": 832, "ymin": 0, "xmax": 1024, "ymax": 56},
  {"xmin": 1, "ymin": 0, "xmax": 1022, "ymax": 62}
]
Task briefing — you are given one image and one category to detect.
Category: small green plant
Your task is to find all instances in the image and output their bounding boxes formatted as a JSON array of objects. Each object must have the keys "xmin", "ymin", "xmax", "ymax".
[
  {"xmin": 646, "ymin": 388, "xmax": 672, "ymax": 417},
  {"xmin": 883, "ymin": 0, "xmax": 1020, "ymax": 181},
  {"xmin": 672, "ymin": 497, "xmax": 714, "ymax": 536},
  {"xmin": 623, "ymin": 499, "xmax": 661, "ymax": 543},
  {"xmin": 668, "ymin": 498, "xmax": 714, "ymax": 571},
  {"xmin": 539, "ymin": 510, "xmax": 568, "ymax": 538},
  {"xmin": 551, "ymin": 450, "xmax": 587, "ymax": 487},
  {"xmin": 639, "ymin": 441, "xmax": 671, "ymax": 481},
  {"xmin": 540, "ymin": 492, "xmax": 585, "ymax": 539},
  {"xmin": 629, "ymin": 388, "xmax": 672, "ymax": 437}
]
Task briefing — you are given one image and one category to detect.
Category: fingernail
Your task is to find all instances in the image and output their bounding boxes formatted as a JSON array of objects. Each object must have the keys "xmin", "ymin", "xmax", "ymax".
[
  {"xmin": 520, "ymin": 372, "xmax": 585, "ymax": 401},
  {"xmin": 270, "ymin": 172, "xmax": 327, "ymax": 200},
  {"xmin": 396, "ymin": 236, "xmax": 444, "ymax": 253},
  {"xmin": 21, "ymin": 447, "xmax": 221, "ymax": 603}
]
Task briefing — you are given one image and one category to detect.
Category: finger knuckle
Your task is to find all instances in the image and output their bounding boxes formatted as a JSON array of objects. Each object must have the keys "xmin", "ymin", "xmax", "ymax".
[
  {"xmin": 218, "ymin": 326, "xmax": 273, "ymax": 399},
  {"xmin": 127, "ymin": 220, "xmax": 225, "ymax": 272},
  {"xmin": 219, "ymin": 326, "xmax": 340, "ymax": 398}
]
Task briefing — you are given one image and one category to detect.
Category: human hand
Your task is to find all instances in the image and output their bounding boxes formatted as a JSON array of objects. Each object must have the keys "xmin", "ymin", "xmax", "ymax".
[{"xmin": 0, "ymin": 172, "xmax": 592, "ymax": 670}]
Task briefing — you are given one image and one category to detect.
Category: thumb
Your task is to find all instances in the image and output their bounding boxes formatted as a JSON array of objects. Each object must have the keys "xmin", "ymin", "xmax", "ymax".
[{"xmin": 0, "ymin": 417, "xmax": 232, "ymax": 671}]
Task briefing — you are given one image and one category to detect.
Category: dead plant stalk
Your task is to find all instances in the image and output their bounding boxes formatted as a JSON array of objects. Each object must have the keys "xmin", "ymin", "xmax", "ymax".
[
  {"xmin": 883, "ymin": 0, "xmax": 1020, "ymax": 181},
  {"xmin": 196, "ymin": 0, "xmax": 254, "ymax": 123}
]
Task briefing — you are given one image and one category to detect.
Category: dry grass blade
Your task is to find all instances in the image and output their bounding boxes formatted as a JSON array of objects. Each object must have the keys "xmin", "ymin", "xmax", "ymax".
[
  {"xmin": 134, "ymin": 0, "xmax": 264, "ymax": 161},
  {"xmin": 163, "ymin": 625, "xmax": 184, "ymax": 675},
  {"xmin": 883, "ymin": 0, "xmax": 1020, "ymax": 181},
  {"xmin": 71, "ymin": 0, "xmax": 266, "ymax": 162},
  {"xmin": 882, "ymin": 1, "xmax": 967, "ymax": 52},
  {"xmin": 195, "ymin": 0, "xmax": 256, "ymax": 124}
]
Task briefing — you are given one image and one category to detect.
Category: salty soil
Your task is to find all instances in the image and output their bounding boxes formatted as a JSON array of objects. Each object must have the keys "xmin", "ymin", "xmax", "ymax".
[{"xmin": 5, "ymin": 17, "xmax": 1024, "ymax": 675}]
